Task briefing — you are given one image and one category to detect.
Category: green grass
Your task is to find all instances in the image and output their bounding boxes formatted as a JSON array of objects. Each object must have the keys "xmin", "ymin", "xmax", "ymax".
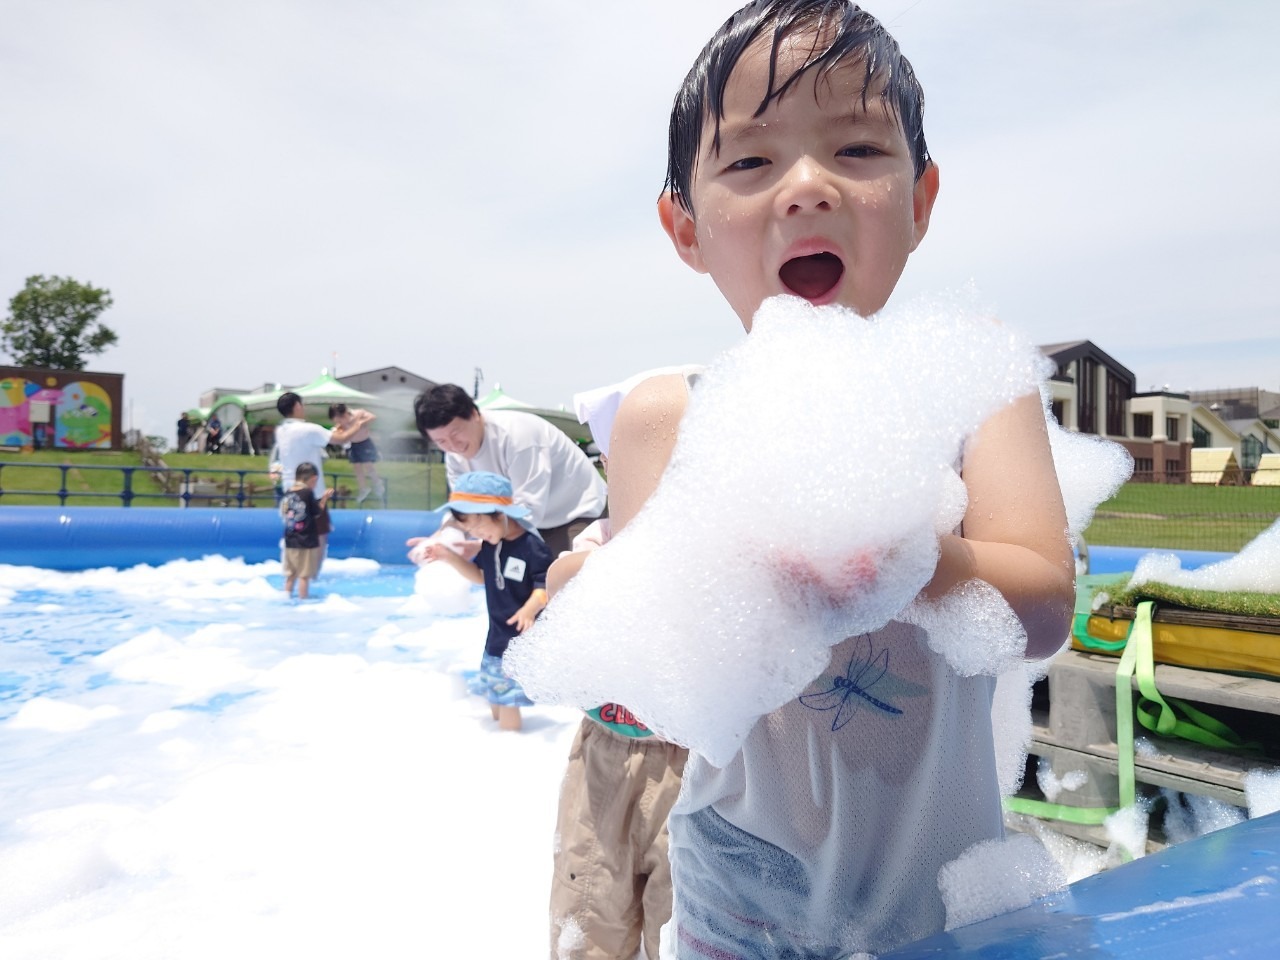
[
  {"xmin": 0, "ymin": 449, "xmax": 448, "ymax": 511},
  {"xmin": 1083, "ymin": 481, "xmax": 1280, "ymax": 552},
  {"xmin": 1105, "ymin": 578, "xmax": 1280, "ymax": 618}
]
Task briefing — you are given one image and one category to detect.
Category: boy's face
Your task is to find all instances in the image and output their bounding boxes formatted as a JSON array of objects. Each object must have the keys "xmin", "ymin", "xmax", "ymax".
[
  {"xmin": 426, "ymin": 413, "xmax": 485, "ymax": 458},
  {"xmin": 456, "ymin": 511, "xmax": 506, "ymax": 544},
  {"xmin": 661, "ymin": 33, "xmax": 939, "ymax": 328}
]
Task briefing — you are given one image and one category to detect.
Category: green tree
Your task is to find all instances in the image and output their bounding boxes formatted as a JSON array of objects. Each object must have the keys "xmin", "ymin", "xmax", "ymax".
[{"xmin": 2, "ymin": 274, "xmax": 118, "ymax": 369}]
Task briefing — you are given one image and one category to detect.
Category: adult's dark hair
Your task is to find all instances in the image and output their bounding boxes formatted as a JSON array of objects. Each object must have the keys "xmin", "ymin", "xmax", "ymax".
[
  {"xmin": 414, "ymin": 384, "xmax": 479, "ymax": 434},
  {"xmin": 663, "ymin": 0, "xmax": 930, "ymax": 216},
  {"xmin": 328, "ymin": 403, "xmax": 348, "ymax": 419},
  {"xmin": 277, "ymin": 391, "xmax": 303, "ymax": 418}
]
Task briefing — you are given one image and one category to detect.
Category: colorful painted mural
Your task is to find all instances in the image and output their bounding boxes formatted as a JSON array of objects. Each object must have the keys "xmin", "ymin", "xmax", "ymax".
[{"xmin": 0, "ymin": 371, "xmax": 119, "ymax": 450}]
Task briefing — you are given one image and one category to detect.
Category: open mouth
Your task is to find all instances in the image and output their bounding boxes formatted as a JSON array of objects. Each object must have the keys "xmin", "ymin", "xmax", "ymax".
[{"xmin": 779, "ymin": 252, "xmax": 844, "ymax": 302}]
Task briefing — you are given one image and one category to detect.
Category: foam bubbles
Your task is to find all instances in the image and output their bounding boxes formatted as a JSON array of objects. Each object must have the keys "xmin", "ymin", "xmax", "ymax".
[
  {"xmin": 901, "ymin": 579, "xmax": 1026, "ymax": 677},
  {"xmin": 1043, "ymin": 404, "xmax": 1134, "ymax": 543},
  {"xmin": 9, "ymin": 698, "xmax": 122, "ymax": 733},
  {"xmin": 1160, "ymin": 789, "xmax": 1245, "ymax": 844},
  {"xmin": 1244, "ymin": 769, "xmax": 1280, "ymax": 818},
  {"xmin": 1104, "ymin": 804, "xmax": 1150, "ymax": 861},
  {"xmin": 1035, "ymin": 757, "xmax": 1088, "ymax": 802},
  {"xmin": 990, "ymin": 661, "xmax": 1045, "ymax": 796},
  {"xmin": 1128, "ymin": 519, "xmax": 1280, "ymax": 593},
  {"xmin": 508, "ymin": 293, "xmax": 1050, "ymax": 764},
  {"xmin": 937, "ymin": 833, "xmax": 1066, "ymax": 930}
]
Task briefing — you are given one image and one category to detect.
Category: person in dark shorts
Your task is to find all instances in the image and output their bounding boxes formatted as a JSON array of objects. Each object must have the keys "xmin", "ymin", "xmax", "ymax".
[{"xmin": 329, "ymin": 403, "xmax": 383, "ymax": 505}]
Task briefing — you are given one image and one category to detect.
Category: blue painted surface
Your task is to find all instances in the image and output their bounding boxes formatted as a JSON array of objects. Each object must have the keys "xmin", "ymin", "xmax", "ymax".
[
  {"xmin": 1086, "ymin": 544, "xmax": 1233, "ymax": 574},
  {"xmin": 0, "ymin": 506, "xmax": 438, "ymax": 569},
  {"xmin": 884, "ymin": 812, "xmax": 1280, "ymax": 958}
]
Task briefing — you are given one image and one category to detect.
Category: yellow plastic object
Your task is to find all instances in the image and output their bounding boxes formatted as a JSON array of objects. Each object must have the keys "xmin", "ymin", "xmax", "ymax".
[{"xmin": 1080, "ymin": 612, "xmax": 1280, "ymax": 679}]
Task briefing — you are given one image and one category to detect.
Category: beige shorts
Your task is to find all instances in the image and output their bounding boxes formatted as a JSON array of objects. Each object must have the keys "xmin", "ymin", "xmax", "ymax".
[
  {"xmin": 550, "ymin": 717, "xmax": 688, "ymax": 960},
  {"xmin": 283, "ymin": 546, "xmax": 320, "ymax": 579}
]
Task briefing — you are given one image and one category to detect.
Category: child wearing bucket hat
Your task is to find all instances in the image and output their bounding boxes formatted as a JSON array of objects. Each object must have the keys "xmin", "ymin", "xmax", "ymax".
[{"xmin": 420, "ymin": 471, "xmax": 553, "ymax": 731}]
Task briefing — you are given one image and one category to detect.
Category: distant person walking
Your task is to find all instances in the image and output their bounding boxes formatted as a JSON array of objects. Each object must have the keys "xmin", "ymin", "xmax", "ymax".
[
  {"xmin": 328, "ymin": 403, "xmax": 384, "ymax": 505},
  {"xmin": 414, "ymin": 384, "xmax": 607, "ymax": 557},
  {"xmin": 176, "ymin": 413, "xmax": 191, "ymax": 452},
  {"xmin": 274, "ymin": 391, "xmax": 371, "ymax": 569}
]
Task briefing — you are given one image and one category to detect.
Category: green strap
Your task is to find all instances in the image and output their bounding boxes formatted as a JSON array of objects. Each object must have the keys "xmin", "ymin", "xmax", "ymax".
[
  {"xmin": 1128, "ymin": 601, "xmax": 1262, "ymax": 752},
  {"xmin": 1114, "ymin": 602, "xmax": 1145, "ymax": 813},
  {"xmin": 1003, "ymin": 796, "xmax": 1119, "ymax": 825}
]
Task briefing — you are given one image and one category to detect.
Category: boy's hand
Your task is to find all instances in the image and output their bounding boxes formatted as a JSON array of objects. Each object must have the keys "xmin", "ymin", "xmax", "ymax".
[
  {"xmin": 507, "ymin": 589, "xmax": 548, "ymax": 633},
  {"xmin": 507, "ymin": 608, "xmax": 538, "ymax": 633},
  {"xmin": 406, "ymin": 536, "xmax": 431, "ymax": 564}
]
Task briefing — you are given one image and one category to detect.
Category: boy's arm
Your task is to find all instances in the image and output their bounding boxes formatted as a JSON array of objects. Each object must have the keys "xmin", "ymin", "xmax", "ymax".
[
  {"xmin": 603, "ymin": 374, "xmax": 689, "ymax": 534},
  {"xmin": 329, "ymin": 421, "xmax": 359, "ymax": 444},
  {"xmin": 547, "ymin": 550, "xmax": 590, "ymax": 598},
  {"xmin": 426, "ymin": 544, "xmax": 484, "ymax": 584},
  {"xmin": 925, "ymin": 392, "xmax": 1075, "ymax": 660}
]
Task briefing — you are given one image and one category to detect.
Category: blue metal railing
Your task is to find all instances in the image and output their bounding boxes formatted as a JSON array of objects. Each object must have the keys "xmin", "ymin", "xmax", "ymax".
[{"xmin": 0, "ymin": 461, "xmax": 386, "ymax": 508}]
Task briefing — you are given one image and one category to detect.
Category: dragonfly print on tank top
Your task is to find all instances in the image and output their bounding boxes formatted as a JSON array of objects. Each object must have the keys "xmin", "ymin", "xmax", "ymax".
[{"xmin": 798, "ymin": 633, "xmax": 905, "ymax": 732}]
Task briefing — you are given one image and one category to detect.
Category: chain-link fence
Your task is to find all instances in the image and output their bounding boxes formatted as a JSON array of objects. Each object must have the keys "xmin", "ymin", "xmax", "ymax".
[{"xmin": 1084, "ymin": 466, "xmax": 1280, "ymax": 552}]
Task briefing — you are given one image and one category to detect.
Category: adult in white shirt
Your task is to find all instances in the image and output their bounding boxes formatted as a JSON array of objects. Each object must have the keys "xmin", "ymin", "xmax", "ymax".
[
  {"xmin": 415, "ymin": 383, "xmax": 607, "ymax": 557},
  {"xmin": 274, "ymin": 391, "xmax": 372, "ymax": 568}
]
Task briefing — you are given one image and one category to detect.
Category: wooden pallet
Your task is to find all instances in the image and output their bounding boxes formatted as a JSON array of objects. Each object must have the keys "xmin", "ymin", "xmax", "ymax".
[{"xmin": 1026, "ymin": 648, "xmax": 1280, "ymax": 816}]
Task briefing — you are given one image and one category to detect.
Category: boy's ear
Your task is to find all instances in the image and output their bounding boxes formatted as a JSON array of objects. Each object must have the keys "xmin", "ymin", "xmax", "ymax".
[
  {"xmin": 909, "ymin": 162, "xmax": 941, "ymax": 252},
  {"xmin": 657, "ymin": 193, "xmax": 708, "ymax": 273}
]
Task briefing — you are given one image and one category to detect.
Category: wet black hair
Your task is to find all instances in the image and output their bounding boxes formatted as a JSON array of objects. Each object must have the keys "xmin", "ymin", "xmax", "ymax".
[
  {"xmin": 663, "ymin": 0, "xmax": 930, "ymax": 215},
  {"xmin": 414, "ymin": 384, "xmax": 479, "ymax": 435},
  {"xmin": 276, "ymin": 391, "xmax": 303, "ymax": 418},
  {"xmin": 450, "ymin": 507, "xmax": 497, "ymax": 523},
  {"xmin": 328, "ymin": 403, "xmax": 348, "ymax": 419},
  {"xmin": 295, "ymin": 461, "xmax": 319, "ymax": 482}
]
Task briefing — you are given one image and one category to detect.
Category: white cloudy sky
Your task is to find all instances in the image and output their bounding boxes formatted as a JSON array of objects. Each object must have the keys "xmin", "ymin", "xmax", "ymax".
[{"xmin": 2, "ymin": 0, "xmax": 1277, "ymax": 442}]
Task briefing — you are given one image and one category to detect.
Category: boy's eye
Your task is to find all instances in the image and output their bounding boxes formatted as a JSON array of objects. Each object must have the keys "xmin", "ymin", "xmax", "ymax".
[
  {"xmin": 726, "ymin": 156, "xmax": 769, "ymax": 172},
  {"xmin": 838, "ymin": 144, "xmax": 882, "ymax": 159}
]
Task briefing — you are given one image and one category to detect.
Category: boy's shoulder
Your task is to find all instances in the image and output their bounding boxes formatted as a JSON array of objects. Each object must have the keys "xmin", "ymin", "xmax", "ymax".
[{"xmin": 614, "ymin": 372, "xmax": 691, "ymax": 433}]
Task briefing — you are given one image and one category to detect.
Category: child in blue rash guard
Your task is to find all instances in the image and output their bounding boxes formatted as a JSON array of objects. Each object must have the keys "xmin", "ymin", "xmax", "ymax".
[
  {"xmin": 597, "ymin": 2, "xmax": 1075, "ymax": 957},
  {"xmin": 422, "ymin": 471, "xmax": 553, "ymax": 732}
]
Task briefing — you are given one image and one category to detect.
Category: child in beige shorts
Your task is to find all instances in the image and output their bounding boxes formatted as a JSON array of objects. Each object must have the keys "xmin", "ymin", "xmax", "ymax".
[
  {"xmin": 548, "ymin": 518, "xmax": 688, "ymax": 960},
  {"xmin": 280, "ymin": 461, "xmax": 331, "ymax": 599}
]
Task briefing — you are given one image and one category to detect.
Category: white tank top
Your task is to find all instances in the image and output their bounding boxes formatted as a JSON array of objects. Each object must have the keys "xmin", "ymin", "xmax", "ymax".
[{"xmin": 668, "ymin": 620, "xmax": 1003, "ymax": 956}]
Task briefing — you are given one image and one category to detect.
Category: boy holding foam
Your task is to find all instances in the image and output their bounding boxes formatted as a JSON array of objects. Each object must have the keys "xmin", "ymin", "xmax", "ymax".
[{"xmin": 603, "ymin": 2, "xmax": 1074, "ymax": 956}]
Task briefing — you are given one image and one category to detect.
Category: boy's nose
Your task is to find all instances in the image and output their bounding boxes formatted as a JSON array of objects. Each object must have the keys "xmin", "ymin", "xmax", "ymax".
[{"xmin": 776, "ymin": 157, "xmax": 841, "ymax": 216}]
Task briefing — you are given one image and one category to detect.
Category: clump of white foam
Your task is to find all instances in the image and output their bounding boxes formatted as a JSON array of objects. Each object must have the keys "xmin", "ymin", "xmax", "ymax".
[
  {"xmin": 1129, "ymin": 518, "xmax": 1280, "ymax": 593},
  {"xmin": 9, "ymin": 698, "xmax": 122, "ymax": 733},
  {"xmin": 1043, "ymin": 408, "xmax": 1134, "ymax": 546},
  {"xmin": 1244, "ymin": 769, "xmax": 1280, "ymax": 818},
  {"xmin": 1160, "ymin": 789, "xmax": 1246, "ymax": 844},
  {"xmin": 508, "ymin": 293, "xmax": 1049, "ymax": 764},
  {"xmin": 1104, "ymin": 804, "xmax": 1150, "ymax": 861},
  {"xmin": 938, "ymin": 833, "xmax": 1066, "ymax": 929},
  {"xmin": 401, "ymin": 526, "xmax": 479, "ymax": 617},
  {"xmin": 991, "ymin": 661, "xmax": 1043, "ymax": 796},
  {"xmin": 1036, "ymin": 757, "xmax": 1088, "ymax": 802},
  {"xmin": 901, "ymin": 579, "xmax": 1027, "ymax": 677},
  {"xmin": 554, "ymin": 915, "xmax": 586, "ymax": 959}
]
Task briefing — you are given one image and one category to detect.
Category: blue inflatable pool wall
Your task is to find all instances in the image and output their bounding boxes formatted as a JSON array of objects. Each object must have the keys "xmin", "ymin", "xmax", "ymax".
[
  {"xmin": 0, "ymin": 506, "xmax": 1233, "ymax": 573},
  {"xmin": 0, "ymin": 506, "xmax": 440, "ymax": 570}
]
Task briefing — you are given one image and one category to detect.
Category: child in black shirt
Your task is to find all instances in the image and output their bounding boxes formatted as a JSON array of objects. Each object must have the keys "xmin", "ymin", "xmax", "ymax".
[
  {"xmin": 422, "ymin": 471, "xmax": 552, "ymax": 731},
  {"xmin": 279, "ymin": 461, "xmax": 332, "ymax": 599}
]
